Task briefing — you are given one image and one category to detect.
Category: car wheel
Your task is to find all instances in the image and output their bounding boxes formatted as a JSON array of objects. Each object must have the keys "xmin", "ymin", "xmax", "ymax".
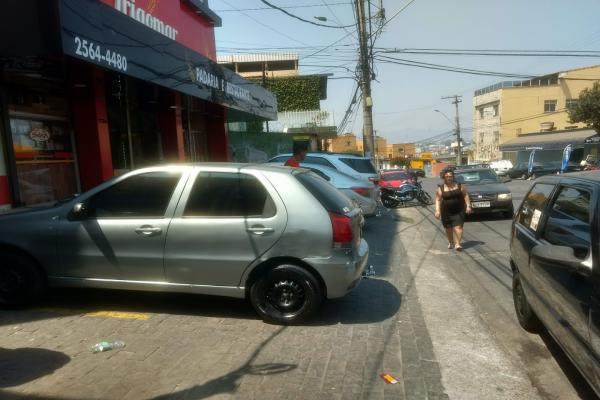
[
  {"xmin": 0, "ymin": 253, "xmax": 46, "ymax": 308},
  {"xmin": 512, "ymin": 272, "xmax": 542, "ymax": 333},
  {"xmin": 520, "ymin": 173, "xmax": 527, "ymax": 180},
  {"xmin": 250, "ymin": 264, "xmax": 322, "ymax": 324},
  {"xmin": 531, "ymin": 173, "xmax": 537, "ymax": 180}
]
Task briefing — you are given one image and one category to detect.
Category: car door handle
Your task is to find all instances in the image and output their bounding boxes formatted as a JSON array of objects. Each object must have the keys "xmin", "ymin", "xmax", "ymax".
[
  {"xmin": 246, "ymin": 227, "xmax": 274, "ymax": 235},
  {"xmin": 135, "ymin": 226, "xmax": 162, "ymax": 236}
]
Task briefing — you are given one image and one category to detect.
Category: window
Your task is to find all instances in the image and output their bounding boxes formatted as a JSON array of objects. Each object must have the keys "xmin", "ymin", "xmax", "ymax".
[
  {"xmin": 339, "ymin": 158, "xmax": 376, "ymax": 173},
  {"xmin": 303, "ymin": 156, "xmax": 336, "ymax": 168},
  {"xmin": 544, "ymin": 100, "xmax": 557, "ymax": 113},
  {"xmin": 296, "ymin": 172, "xmax": 353, "ymax": 214},
  {"xmin": 566, "ymin": 99, "xmax": 578, "ymax": 110},
  {"xmin": 517, "ymin": 183, "xmax": 555, "ymax": 231},
  {"xmin": 543, "ymin": 187, "xmax": 591, "ymax": 258},
  {"xmin": 270, "ymin": 156, "xmax": 289, "ymax": 163},
  {"xmin": 88, "ymin": 172, "xmax": 181, "ymax": 218},
  {"xmin": 479, "ymin": 108, "xmax": 484, "ymax": 119},
  {"xmin": 184, "ymin": 172, "xmax": 275, "ymax": 217},
  {"xmin": 493, "ymin": 105, "xmax": 499, "ymax": 117}
]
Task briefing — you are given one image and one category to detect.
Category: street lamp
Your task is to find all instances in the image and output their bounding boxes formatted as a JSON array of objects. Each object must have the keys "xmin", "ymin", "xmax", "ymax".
[{"xmin": 434, "ymin": 109, "xmax": 456, "ymax": 128}]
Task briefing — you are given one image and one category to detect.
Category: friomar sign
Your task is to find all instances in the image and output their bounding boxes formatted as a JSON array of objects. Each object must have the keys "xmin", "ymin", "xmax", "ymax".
[
  {"xmin": 113, "ymin": 0, "xmax": 179, "ymax": 41},
  {"xmin": 59, "ymin": 0, "xmax": 276, "ymax": 120}
]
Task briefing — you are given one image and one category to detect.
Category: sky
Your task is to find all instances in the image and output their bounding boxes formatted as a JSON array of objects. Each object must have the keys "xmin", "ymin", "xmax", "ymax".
[{"xmin": 212, "ymin": 0, "xmax": 600, "ymax": 144}]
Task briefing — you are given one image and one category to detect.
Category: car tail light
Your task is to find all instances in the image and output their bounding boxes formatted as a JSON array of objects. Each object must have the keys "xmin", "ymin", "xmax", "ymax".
[
  {"xmin": 329, "ymin": 212, "xmax": 353, "ymax": 246},
  {"xmin": 351, "ymin": 186, "xmax": 371, "ymax": 197}
]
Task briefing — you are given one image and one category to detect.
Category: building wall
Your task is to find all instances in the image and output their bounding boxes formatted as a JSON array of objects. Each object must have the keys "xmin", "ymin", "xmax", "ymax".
[
  {"xmin": 473, "ymin": 65, "xmax": 600, "ymax": 162},
  {"xmin": 473, "ymin": 90, "xmax": 502, "ymax": 161},
  {"xmin": 330, "ymin": 133, "xmax": 359, "ymax": 153},
  {"xmin": 374, "ymin": 136, "xmax": 388, "ymax": 159},
  {"xmin": 390, "ymin": 143, "xmax": 416, "ymax": 159}
]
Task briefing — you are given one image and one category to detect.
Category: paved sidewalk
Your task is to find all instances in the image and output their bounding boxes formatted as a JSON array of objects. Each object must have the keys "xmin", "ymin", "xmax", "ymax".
[{"xmin": 0, "ymin": 204, "xmax": 550, "ymax": 400}]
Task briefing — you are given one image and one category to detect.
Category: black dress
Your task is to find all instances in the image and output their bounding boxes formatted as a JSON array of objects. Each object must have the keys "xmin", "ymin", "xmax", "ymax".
[{"xmin": 440, "ymin": 184, "xmax": 465, "ymax": 228}]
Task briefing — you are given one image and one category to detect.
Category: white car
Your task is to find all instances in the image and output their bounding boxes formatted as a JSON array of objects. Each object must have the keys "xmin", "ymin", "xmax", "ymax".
[
  {"xmin": 268, "ymin": 153, "xmax": 378, "ymax": 182},
  {"xmin": 490, "ymin": 160, "xmax": 514, "ymax": 176}
]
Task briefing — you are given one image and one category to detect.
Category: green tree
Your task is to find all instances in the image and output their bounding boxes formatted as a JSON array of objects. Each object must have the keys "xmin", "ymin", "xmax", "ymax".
[{"xmin": 568, "ymin": 82, "xmax": 600, "ymax": 133}]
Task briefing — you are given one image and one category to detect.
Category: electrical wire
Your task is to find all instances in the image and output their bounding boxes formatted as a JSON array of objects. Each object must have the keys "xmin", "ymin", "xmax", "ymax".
[
  {"xmin": 214, "ymin": 2, "xmax": 352, "ymax": 12},
  {"xmin": 257, "ymin": 0, "xmax": 356, "ymax": 28}
]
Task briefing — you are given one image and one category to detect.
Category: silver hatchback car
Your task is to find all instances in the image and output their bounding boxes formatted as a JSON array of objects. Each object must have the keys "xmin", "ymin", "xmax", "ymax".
[{"xmin": 0, "ymin": 164, "xmax": 369, "ymax": 323}]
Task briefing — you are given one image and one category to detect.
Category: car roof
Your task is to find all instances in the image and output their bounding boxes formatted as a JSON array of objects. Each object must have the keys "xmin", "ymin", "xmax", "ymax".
[
  {"xmin": 271, "ymin": 152, "xmax": 369, "ymax": 159},
  {"xmin": 536, "ymin": 171, "xmax": 600, "ymax": 184},
  {"xmin": 454, "ymin": 168, "xmax": 493, "ymax": 173}
]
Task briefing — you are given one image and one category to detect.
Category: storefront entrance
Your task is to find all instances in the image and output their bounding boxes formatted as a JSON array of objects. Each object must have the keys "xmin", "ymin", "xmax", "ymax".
[{"xmin": 4, "ymin": 66, "xmax": 78, "ymax": 206}]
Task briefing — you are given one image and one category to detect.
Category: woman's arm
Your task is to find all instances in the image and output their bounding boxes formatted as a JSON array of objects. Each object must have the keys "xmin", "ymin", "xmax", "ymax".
[
  {"xmin": 462, "ymin": 185, "xmax": 472, "ymax": 214},
  {"xmin": 435, "ymin": 187, "xmax": 442, "ymax": 219}
]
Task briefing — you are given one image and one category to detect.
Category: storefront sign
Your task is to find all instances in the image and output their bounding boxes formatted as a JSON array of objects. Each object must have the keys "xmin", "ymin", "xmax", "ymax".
[
  {"xmin": 29, "ymin": 127, "xmax": 51, "ymax": 142},
  {"xmin": 58, "ymin": 0, "xmax": 276, "ymax": 120},
  {"xmin": 113, "ymin": 0, "xmax": 179, "ymax": 40}
]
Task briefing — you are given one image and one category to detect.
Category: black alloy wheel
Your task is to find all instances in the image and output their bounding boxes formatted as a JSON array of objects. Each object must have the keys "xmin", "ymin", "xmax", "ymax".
[
  {"xmin": 512, "ymin": 272, "xmax": 542, "ymax": 333},
  {"xmin": 0, "ymin": 253, "xmax": 46, "ymax": 308},
  {"xmin": 250, "ymin": 264, "xmax": 322, "ymax": 324}
]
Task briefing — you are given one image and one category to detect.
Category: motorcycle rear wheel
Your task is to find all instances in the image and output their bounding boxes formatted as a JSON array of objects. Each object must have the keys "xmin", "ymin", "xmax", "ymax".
[
  {"xmin": 382, "ymin": 196, "xmax": 399, "ymax": 208},
  {"xmin": 419, "ymin": 191, "xmax": 433, "ymax": 205}
]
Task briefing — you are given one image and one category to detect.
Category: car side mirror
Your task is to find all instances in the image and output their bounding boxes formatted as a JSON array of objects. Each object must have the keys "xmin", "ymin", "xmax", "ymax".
[
  {"xmin": 69, "ymin": 202, "xmax": 89, "ymax": 221},
  {"xmin": 531, "ymin": 244, "xmax": 592, "ymax": 276}
]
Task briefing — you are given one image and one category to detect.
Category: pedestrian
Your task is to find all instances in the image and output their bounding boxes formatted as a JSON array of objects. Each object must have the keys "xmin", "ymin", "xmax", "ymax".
[
  {"xmin": 434, "ymin": 169, "xmax": 472, "ymax": 251},
  {"xmin": 284, "ymin": 143, "xmax": 308, "ymax": 167}
]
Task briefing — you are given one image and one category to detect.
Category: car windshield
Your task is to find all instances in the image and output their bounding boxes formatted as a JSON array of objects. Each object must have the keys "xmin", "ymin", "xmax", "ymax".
[
  {"xmin": 455, "ymin": 170, "xmax": 499, "ymax": 185},
  {"xmin": 382, "ymin": 172, "xmax": 408, "ymax": 181}
]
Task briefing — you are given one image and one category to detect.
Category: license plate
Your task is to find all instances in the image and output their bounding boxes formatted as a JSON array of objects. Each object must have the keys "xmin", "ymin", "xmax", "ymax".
[{"xmin": 472, "ymin": 201, "xmax": 491, "ymax": 208}]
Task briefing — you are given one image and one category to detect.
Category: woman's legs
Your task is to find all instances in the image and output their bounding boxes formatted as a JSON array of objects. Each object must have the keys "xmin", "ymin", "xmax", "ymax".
[
  {"xmin": 453, "ymin": 225, "xmax": 463, "ymax": 248},
  {"xmin": 445, "ymin": 227, "xmax": 454, "ymax": 248}
]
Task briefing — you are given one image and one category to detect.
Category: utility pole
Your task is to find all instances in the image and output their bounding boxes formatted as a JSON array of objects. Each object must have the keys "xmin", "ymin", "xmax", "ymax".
[
  {"xmin": 443, "ymin": 95, "xmax": 462, "ymax": 166},
  {"xmin": 356, "ymin": 0, "xmax": 374, "ymax": 160}
]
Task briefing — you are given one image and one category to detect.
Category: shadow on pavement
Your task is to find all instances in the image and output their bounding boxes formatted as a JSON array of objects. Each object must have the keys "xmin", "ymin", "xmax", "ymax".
[
  {"xmin": 310, "ymin": 278, "xmax": 401, "ymax": 326},
  {"xmin": 150, "ymin": 327, "xmax": 295, "ymax": 400},
  {"xmin": 461, "ymin": 240, "xmax": 485, "ymax": 249},
  {"xmin": 538, "ymin": 331, "xmax": 599, "ymax": 400},
  {"xmin": 0, "ymin": 347, "xmax": 70, "ymax": 388},
  {"xmin": 0, "ymin": 288, "xmax": 258, "ymax": 328}
]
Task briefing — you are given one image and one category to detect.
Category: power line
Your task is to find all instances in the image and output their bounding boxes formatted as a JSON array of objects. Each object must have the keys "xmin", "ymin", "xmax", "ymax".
[
  {"xmin": 214, "ymin": 2, "xmax": 351, "ymax": 12},
  {"xmin": 257, "ymin": 0, "xmax": 355, "ymax": 28},
  {"xmin": 219, "ymin": 0, "xmax": 309, "ymax": 46},
  {"xmin": 375, "ymin": 55, "xmax": 536, "ymax": 78},
  {"xmin": 377, "ymin": 48, "xmax": 600, "ymax": 57}
]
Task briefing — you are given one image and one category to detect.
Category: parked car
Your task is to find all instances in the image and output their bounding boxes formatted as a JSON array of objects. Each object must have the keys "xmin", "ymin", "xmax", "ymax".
[
  {"xmin": 507, "ymin": 161, "xmax": 579, "ymax": 180},
  {"xmin": 510, "ymin": 172, "xmax": 600, "ymax": 397},
  {"xmin": 462, "ymin": 163, "xmax": 490, "ymax": 170},
  {"xmin": 268, "ymin": 161, "xmax": 378, "ymax": 217},
  {"xmin": 0, "ymin": 164, "xmax": 369, "ymax": 324},
  {"xmin": 407, "ymin": 168, "xmax": 425, "ymax": 178},
  {"xmin": 379, "ymin": 170, "xmax": 412, "ymax": 189},
  {"xmin": 490, "ymin": 160, "xmax": 513, "ymax": 176},
  {"xmin": 454, "ymin": 168, "xmax": 514, "ymax": 218},
  {"xmin": 268, "ymin": 153, "xmax": 378, "ymax": 183}
]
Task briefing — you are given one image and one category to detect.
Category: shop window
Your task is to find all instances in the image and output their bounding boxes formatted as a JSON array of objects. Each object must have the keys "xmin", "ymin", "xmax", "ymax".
[{"xmin": 544, "ymin": 100, "xmax": 557, "ymax": 113}]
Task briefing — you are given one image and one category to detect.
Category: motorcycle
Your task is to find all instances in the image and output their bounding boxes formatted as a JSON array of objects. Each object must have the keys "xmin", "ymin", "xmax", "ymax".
[{"xmin": 380, "ymin": 180, "xmax": 433, "ymax": 208}]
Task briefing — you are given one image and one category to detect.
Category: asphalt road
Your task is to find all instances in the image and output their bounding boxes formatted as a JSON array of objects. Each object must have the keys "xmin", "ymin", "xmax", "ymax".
[{"xmin": 414, "ymin": 177, "xmax": 598, "ymax": 400}]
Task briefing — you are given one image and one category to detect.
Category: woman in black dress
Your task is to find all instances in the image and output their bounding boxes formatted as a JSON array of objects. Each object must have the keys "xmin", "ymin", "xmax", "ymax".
[{"xmin": 434, "ymin": 170, "xmax": 472, "ymax": 250}]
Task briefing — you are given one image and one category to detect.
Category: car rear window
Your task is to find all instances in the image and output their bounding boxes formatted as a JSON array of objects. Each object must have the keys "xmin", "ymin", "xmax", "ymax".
[
  {"xmin": 340, "ymin": 158, "xmax": 376, "ymax": 174},
  {"xmin": 382, "ymin": 172, "xmax": 408, "ymax": 181},
  {"xmin": 295, "ymin": 172, "xmax": 353, "ymax": 214}
]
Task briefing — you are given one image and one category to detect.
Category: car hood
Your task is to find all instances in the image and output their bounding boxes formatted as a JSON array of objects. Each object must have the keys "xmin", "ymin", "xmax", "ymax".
[{"xmin": 463, "ymin": 182, "xmax": 510, "ymax": 194}]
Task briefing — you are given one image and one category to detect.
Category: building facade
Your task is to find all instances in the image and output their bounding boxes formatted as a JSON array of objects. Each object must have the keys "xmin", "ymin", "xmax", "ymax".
[
  {"xmin": 0, "ymin": 0, "xmax": 276, "ymax": 209},
  {"xmin": 473, "ymin": 65, "xmax": 600, "ymax": 162}
]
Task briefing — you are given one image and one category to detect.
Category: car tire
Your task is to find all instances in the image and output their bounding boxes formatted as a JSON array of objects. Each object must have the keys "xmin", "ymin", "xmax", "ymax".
[
  {"xmin": 0, "ymin": 253, "xmax": 46, "ymax": 309},
  {"xmin": 512, "ymin": 272, "xmax": 542, "ymax": 333},
  {"xmin": 531, "ymin": 173, "xmax": 537, "ymax": 180},
  {"xmin": 250, "ymin": 264, "xmax": 322, "ymax": 324},
  {"xmin": 520, "ymin": 173, "xmax": 527, "ymax": 180}
]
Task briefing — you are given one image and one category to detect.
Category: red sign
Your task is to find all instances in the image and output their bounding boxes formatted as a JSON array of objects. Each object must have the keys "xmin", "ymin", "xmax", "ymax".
[{"xmin": 98, "ymin": 0, "xmax": 216, "ymax": 60}]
